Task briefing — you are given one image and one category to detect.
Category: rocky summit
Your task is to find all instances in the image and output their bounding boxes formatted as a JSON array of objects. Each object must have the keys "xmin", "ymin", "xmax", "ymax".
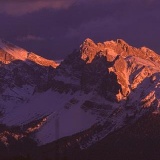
[{"xmin": 0, "ymin": 38, "xmax": 160, "ymax": 160}]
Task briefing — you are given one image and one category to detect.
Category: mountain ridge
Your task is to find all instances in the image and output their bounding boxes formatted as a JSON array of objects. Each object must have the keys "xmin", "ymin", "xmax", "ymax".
[
  {"xmin": 0, "ymin": 39, "xmax": 59, "ymax": 68},
  {"xmin": 0, "ymin": 38, "xmax": 160, "ymax": 159}
]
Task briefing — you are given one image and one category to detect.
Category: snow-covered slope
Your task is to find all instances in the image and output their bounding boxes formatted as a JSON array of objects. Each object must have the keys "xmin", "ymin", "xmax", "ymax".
[
  {"xmin": 0, "ymin": 38, "xmax": 160, "ymax": 151},
  {"xmin": 0, "ymin": 90, "xmax": 97, "ymax": 145}
]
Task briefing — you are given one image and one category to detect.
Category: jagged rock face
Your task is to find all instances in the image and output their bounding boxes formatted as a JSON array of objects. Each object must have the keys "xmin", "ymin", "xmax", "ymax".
[{"xmin": 56, "ymin": 38, "xmax": 160, "ymax": 102}]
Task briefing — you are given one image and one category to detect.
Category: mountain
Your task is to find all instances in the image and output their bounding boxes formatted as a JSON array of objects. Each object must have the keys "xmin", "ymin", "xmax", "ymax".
[
  {"xmin": 0, "ymin": 39, "xmax": 58, "ymax": 68},
  {"xmin": 0, "ymin": 38, "xmax": 160, "ymax": 159}
]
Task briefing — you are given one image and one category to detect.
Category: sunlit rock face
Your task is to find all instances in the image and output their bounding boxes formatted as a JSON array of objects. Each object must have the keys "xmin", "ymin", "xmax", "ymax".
[
  {"xmin": 0, "ymin": 39, "xmax": 58, "ymax": 68},
  {"xmin": 28, "ymin": 52, "xmax": 59, "ymax": 68},
  {"xmin": 0, "ymin": 49, "xmax": 15, "ymax": 64},
  {"xmin": 56, "ymin": 38, "xmax": 160, "ymax": 102}
]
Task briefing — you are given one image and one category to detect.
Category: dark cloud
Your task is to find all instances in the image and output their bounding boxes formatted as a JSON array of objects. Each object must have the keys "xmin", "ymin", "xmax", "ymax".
[
  {"xmin": 0, "ymin": 0, "xmax": 160, "ymax": 60},
  {"xmin": 0, "ymin": 0, "xmax": 75, "ymax": 15}
]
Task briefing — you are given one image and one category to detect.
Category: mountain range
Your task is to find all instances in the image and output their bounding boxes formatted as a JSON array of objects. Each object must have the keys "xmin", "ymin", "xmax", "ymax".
[{"xmin": 0, "ymin": 38, "xmax": 160, "ymax": 160}]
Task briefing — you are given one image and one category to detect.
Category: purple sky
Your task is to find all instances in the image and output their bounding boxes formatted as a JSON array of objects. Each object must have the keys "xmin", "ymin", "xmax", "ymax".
[{"xmin": 0, "ymin": 0, "xmax": 160, "ymax": 60}]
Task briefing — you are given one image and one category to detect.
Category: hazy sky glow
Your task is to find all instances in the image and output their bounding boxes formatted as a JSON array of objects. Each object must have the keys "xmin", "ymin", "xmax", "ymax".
[{"xmin": 0, "ymin": 0, "xmax": 160, "ymax": 60}]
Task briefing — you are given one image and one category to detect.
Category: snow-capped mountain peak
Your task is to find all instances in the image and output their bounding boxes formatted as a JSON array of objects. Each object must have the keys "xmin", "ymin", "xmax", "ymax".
[{"xmin": 0, "ymin": 38, "xmax": 58, "ymax": 68}]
